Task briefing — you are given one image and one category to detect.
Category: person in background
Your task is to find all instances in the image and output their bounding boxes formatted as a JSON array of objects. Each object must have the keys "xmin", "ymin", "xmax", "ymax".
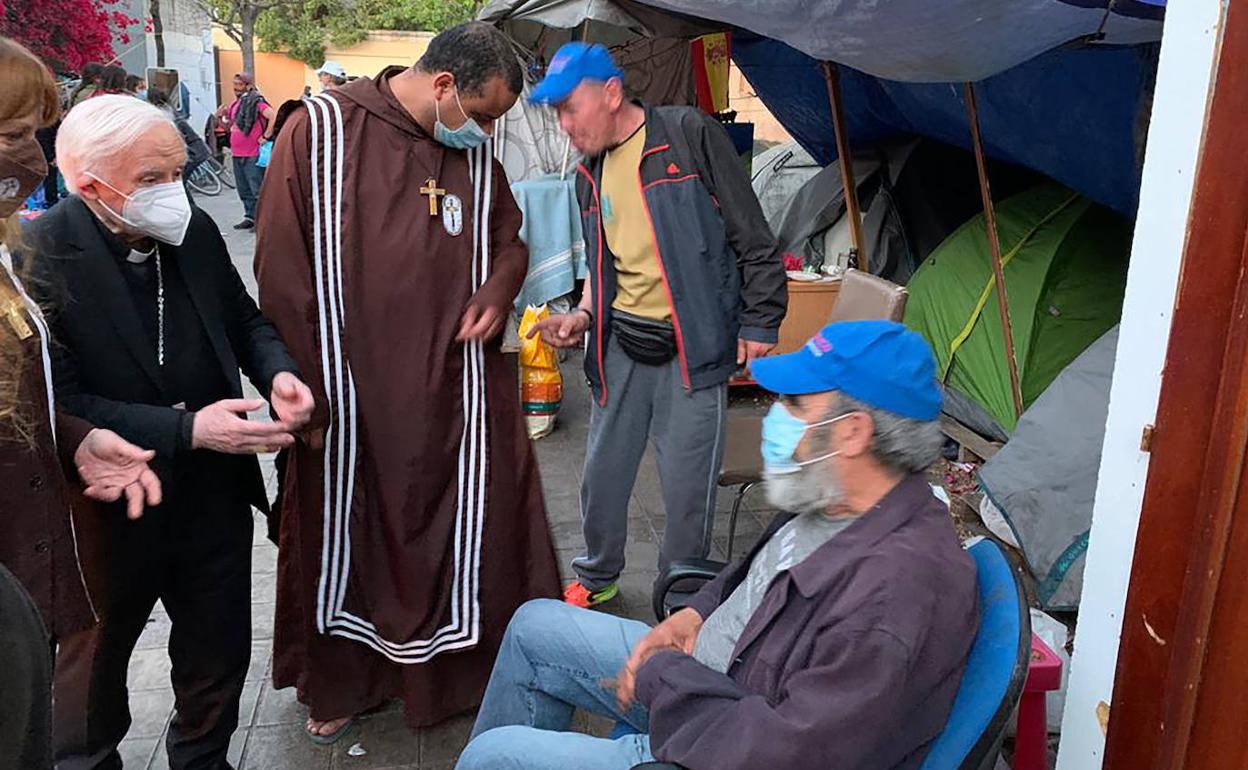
[
  {"xmin": 34, "ymin": 122, "xmax": 58, "ymax": 208},
  {"xmin": 148, "ymin": 87, "xmax": 210, "ymax": 192},
  {"xmin": 0, "ymin": 37, "xmax": 162, "ymax": 768},
  {"xmin": 68, "ymin": 63, "xmax": 102, "ymax": 109},
  {"xmin": 316, "ymin": 61, "xmax": 347, "ymax": 91},
  {"xmin": 125, "ymin": 74, "xmax": 146, "ymax": 99},
  {"xmin": 459, "ymin": 321, "xmax": 978, "ymax": 770},
  {"xmin": 27, "ymin": 94, "xmax": 313, "ymax": 770},
  {"xmin": 174, "ymin": 80, "xmax": 192, "ymax": 122},
  {"xmin": 92, "ymin": 65, "xmax": 127, "ymax": 97},
  {"xmin": 215, "ymin": 72, "xmax": 275, "ymax": 230},
  {"xmin": 527, "ymin": 43, "xmax": 788, "ymax": 608}
]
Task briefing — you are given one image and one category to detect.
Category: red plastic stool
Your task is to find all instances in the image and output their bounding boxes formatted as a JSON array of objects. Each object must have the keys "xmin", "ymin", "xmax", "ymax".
[{"xmin": 1014, "ymin": 633, "xmax": 1063, "ymax": 770}]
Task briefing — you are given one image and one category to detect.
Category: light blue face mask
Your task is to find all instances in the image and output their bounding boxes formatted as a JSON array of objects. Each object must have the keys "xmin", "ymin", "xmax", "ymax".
[
  {"xmin": 761, "ymin": 401, "xmax": 851, "ymax": 475},
  {"xmin": 434, "ymin": 87, "xmax": 490, "ymax": 150}
]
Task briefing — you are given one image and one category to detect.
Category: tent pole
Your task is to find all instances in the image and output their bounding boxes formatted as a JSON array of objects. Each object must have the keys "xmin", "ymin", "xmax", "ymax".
[
  {"xmin": 964, "ymin": 81, "xmax": 1025, "ymax": 419},
  {"xmin": 560, "ymin": 135, "xmax": 572, "ymax": 180},
  {"xmin": 820, "ymin": 61, "xmax": 867, "ymax": 272}
]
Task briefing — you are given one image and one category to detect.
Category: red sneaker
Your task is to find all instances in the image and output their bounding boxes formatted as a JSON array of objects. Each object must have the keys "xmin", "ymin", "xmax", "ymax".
[{"xmin": 562, "ymin": 580, "xmax": 620, "ymax": 609}]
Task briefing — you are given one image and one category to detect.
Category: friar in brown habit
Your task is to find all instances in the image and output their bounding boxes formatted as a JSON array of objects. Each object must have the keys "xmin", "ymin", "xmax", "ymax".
[{"xmin": 254, "ymin": 22, "xmax": 561, "ymax": 738}]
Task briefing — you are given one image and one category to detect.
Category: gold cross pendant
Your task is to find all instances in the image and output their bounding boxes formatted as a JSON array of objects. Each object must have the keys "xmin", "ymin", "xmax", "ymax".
[
  {"xmin": 5, "ymin": 301, "xmax": 32, "ymax": 340},
  {"xmin": 420, "ymin": 177, "xmax": 447, "ymax": 216}
]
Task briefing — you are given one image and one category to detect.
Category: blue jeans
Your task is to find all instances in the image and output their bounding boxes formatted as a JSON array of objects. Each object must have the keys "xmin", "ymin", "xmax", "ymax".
[
  {"xmin": 232, "ymin": 155, "xmax": 265, "ymax": 221},
  {"xmin": 458, "ymin": 599, "xmax": 656, "ymax": 770}
]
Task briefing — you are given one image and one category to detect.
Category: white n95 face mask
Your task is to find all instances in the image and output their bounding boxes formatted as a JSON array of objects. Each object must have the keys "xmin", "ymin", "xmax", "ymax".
[{"xmin": 87, "ymin": 174, "xmax": 193, "ymax": 246}]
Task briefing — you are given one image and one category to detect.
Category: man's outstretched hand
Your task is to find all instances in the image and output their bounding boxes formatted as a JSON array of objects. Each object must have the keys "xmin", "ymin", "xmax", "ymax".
[
  {"xmin": 75, "ymin": 428, "xmax": 162, "ymax": 520},
  {"xmin": 613, "ymin": 608, "xmax": 704, "ymax": 709},
  {"xmin": 527, "ymin": 310, "xmax": 591, "ymax": 349},
  {"xmin": 192, "ymin": 399, "xmax": 295, "ymax": 455},
  {"xmin": 270, "ymin": 372, "xmax": 314, "ymax": 430}
]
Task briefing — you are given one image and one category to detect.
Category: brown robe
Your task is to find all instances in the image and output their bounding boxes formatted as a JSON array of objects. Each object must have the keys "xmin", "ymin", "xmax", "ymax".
[
  {"xmin": 0, "ymin": 256, "xmax": 96, "ymax": 639},
  {"xmin": 255, "ymin": 69, "xmax": 561, "ymax": 727}
]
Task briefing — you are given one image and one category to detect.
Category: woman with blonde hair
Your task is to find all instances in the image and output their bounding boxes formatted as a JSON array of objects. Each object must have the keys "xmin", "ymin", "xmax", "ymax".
[{"xmin": 0, "ymin": 38, "xmax": 164, "ymax": 767}]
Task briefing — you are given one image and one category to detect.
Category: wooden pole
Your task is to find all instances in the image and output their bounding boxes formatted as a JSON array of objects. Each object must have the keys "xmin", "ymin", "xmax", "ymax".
[
  {"xmin": 559, "ymin": 135, "xmax": 572, "ymax": 180},
  {"xmin": 963, "ymin": 81, "xmax": 1025, "ymax": 419},
  {"xmin": 820, "ymin": 61, "xmax": 867, "ymax": 272}
]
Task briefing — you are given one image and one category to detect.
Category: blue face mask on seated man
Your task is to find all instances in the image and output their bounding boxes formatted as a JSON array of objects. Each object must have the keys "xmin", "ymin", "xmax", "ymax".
[
  {"xmin": 434, "ymin": 87, "xmax": 490, "ymax": 150},
  {"xmin": 761, "ymin": 402, "xmax": 853, "ymax": 475}
]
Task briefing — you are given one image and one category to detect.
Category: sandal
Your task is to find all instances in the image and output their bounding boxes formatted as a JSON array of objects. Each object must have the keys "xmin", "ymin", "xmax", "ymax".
[{"xmin": 305, "ymin": 716, "xmax": 357, "ymax": 745}]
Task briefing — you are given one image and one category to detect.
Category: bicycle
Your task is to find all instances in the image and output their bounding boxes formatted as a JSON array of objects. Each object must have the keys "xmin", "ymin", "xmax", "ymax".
[
  {"xmin": 204, "ymin": 155, "xmax": 236, "ymax": 189},
  {"xmin": 186, "ymin": 161, "xmax": 221, "ymax": 196},
  {"xmin": 184, "ymin": 154, "xmax": 238, "ymax": 197}
]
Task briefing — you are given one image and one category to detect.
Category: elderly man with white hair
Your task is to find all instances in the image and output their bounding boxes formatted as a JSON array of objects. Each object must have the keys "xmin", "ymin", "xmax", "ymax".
[{"xmin": 25, "ymin": 95, "xmax": 315, "ymax": 770}]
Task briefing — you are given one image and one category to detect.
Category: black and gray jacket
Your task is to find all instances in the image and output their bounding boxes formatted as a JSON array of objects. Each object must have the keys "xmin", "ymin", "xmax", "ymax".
[{"xmin": 575, "ymin": 103, "xmax": 787, "ymax": 403}]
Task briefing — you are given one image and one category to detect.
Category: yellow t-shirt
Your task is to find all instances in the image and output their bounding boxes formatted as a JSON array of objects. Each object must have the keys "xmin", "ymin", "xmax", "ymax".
[{"xmin": 601, "ymin": 125, "xmax": 671, "ymax": 321}]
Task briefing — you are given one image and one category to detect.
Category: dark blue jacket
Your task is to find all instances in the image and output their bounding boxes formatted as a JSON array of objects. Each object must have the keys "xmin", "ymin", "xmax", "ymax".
[
  {"xmin": 635, "ymin": 474, "xmax": 979, "ymax": 770},
  {"xmin": 575, "ymin": 104, "xmax": 786, "ymax": 403}
]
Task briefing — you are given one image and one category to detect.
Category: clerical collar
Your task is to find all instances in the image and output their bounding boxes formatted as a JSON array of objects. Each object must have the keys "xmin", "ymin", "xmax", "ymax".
[
  {"xmin": 127, "ymin": 246, "xmax": 157, "ymax": 264},
  {"xmin": 90, "ymin": 208, "xmax": 157, "ymax": 263}
]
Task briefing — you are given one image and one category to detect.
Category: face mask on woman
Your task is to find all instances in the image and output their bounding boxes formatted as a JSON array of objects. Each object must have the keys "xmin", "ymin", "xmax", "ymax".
[{"xmin": 0, "ymin": 137, "xmax": 47, "ymax": 219}]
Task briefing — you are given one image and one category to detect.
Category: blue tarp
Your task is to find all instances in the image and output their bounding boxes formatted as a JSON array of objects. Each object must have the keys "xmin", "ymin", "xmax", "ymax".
[
  {"xmin": 641, "ymin": 0, "xmax": 1162, "ymax": 82},
  {"xmin": 733, "ymin": 33, "xmax": 1158, "ymax": 216}
]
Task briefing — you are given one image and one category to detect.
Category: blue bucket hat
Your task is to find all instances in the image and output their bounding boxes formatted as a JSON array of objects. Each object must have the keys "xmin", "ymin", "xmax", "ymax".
[
  {"xmin": 530, "ymin": 42, "xmax": 624, "ymax": 105},
  {"xmin": 750, "ymin": 320, "xmax": 942, "ymax": 421}
]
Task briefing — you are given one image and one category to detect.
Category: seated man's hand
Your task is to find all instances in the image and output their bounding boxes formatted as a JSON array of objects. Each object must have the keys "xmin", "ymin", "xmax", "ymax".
[
  {"xmin": 192, "ymin": 398, "xmax": 295, "ymax": 455},
  {"xmin": 270, "ymin": 372, "xmax": 315, "ymax": 430},
  {"xmin": 75, "ymin": 428, "xmax": 162, "ymax": 520},
  {"xmin": 614, "ymin": 608, "xmax": 704, "ymax": 709}
]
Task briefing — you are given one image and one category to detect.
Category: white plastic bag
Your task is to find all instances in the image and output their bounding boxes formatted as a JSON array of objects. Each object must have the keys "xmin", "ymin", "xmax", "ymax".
[
  {"xmin": 1030, "ymin": 609, "xmax": 1072, "ymax": 734},
  {"xmin": 979, "ymin": 495, "xmax": 1020, "ymax": 549}
]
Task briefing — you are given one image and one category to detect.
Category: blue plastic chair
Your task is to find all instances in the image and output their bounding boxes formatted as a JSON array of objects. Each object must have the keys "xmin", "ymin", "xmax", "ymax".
[
  {"xmin": 919, "ymin": 537, "xmax": 1030, "ymax": 770},
  {"xmin": 632, "ymin": 537, "xmax": 1030, "ymax": 770}
]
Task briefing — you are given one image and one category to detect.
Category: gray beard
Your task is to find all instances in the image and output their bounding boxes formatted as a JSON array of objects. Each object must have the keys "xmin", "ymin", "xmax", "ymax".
[{"xmin": 763, "ymin": 460, "xmax": 844, "ymax": 515}]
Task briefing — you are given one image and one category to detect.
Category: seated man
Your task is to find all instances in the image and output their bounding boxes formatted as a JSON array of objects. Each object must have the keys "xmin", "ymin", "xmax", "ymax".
[{"xmin": 457, "ymin": 320, "xmax": 979, "ymax": 770}]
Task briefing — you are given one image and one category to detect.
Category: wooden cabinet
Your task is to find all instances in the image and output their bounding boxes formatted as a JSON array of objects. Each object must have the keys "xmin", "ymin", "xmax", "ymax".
[{"xmin": 775, "ymin": 278, "xmax": 841, "ymax": 355}]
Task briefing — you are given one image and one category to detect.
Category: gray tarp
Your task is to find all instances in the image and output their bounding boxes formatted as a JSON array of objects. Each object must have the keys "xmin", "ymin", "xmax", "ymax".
[
  {"xmin": 768, "ymin": 142, "xmax": 924, "ymax": 283},
  {"xmin": 752, "ymin": 141, "xmax": 821, "ymax": 226},
  {"xmin": 479, "ymin": 0, "xmax": 722, "ymax": 48},
  {"xmin": 480, "ymin": 0, "xmax": 704, "ymax": 110},
  {"xmin": 634, "ymin": 0, "xmax": 1161, "ymax": 82},
  {"xmin": 978, "ymin": 325, "xmax": 1119, "ymax": 611}
]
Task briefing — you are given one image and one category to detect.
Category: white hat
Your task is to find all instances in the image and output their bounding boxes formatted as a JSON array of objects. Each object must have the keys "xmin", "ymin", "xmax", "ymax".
[{"xmin": 318, "ymin": 61, "xmax": 346, "ymax": 79}]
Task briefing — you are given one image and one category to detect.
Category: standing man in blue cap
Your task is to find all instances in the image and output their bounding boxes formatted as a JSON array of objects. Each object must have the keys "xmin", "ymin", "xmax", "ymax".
[
  {"xmin": 457, "ymin": 320, "xmax": 979, "ymax": 770},
  {"xmin": 526, "ymin": 42, "xmax": 788, "ymax": 608}
]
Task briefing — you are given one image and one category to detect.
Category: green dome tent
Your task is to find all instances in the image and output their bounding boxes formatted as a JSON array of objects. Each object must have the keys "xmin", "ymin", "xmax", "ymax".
[{"xmin": 904, "ymin": 183, "xmax": 1132, "ymax": 434}]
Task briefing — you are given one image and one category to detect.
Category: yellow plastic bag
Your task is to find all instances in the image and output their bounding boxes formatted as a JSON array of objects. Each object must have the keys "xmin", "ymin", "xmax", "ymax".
[{"xmin": 518, "ymin": 304, "xmax": 563, "ymax": 439}]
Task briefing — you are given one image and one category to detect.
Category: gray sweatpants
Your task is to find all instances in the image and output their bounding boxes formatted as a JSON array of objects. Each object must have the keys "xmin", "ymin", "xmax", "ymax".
[{"xmin": 574, "ymin": 337, "xmax": 727, "ymax": 591}]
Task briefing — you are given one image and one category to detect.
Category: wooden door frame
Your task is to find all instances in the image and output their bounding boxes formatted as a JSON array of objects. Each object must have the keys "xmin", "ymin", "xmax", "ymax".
[{"xmin": 1104, "ymin": 1, "xmax": 1248, "ymax": 767}]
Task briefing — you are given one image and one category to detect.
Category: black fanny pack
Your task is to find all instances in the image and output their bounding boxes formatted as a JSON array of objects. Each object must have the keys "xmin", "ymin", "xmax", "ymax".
[{"xmin": 612, "ymin": 311, "xmax": 677, "ymax": 365}]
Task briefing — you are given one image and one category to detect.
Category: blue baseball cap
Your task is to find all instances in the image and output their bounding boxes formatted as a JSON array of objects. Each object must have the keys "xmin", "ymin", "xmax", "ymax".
[
  {"xmin": 530, "ymin": 42, "xmax": 624, "ymax": 105},
  {"xmin": 751, "ymin": 320, "xmax": 942, "ymax": 420}
]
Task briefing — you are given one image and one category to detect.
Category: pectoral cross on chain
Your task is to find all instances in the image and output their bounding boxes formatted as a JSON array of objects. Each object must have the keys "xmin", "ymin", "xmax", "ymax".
[
  {"xmin": 4, "ymin": 300, "xmax": 32, "ymax": 340},
  {"xmin": 420, "ymin": 177, "xmax": 446, "ymax": 216}
]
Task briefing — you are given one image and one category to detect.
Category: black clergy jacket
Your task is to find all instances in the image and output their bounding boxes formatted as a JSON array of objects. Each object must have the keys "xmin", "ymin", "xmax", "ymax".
[{"xmin": 24, "ymin": 197, "xmax": 299, "ymax": 604}]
